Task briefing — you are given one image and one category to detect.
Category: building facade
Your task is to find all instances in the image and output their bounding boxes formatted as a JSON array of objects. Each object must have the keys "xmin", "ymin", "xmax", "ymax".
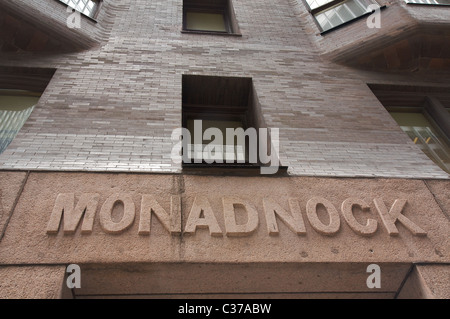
[{"xmin": 0, "ymin": 0, "xmax": 449, "ymax": 299}]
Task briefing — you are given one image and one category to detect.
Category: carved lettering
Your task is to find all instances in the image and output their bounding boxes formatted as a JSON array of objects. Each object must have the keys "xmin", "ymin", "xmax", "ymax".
[
  {"xmin": 341, "ymin": 198, "xmax": 377, "ymax": 236},
  {"xmin": 46, "ymin": 193, "xmax": 99, "ymax": 234},
  {"xmin": 373, "ymin": 198, "xmax": 427, "ymax": 236},
  {"xmin": 184, "ymin": 196, "xmax": 222, "ymax": 236},
  {"xmin": 138, "ymin": 195, "xmax": 181, "ymax": 235},
  {"xmin": 46, "ymin": 193, "xmax": 427, "ymax": 239},
  {"xmin": 263, "ymin": 198, "xmax": 306, "ymax": 235},
  {"xmin": 306, "ymin": 197, "xmax": 340, "ymax": 236},
  {"xmin": 99, "ymin": 193, "xmax": 135, "ymax": 234},
  {"xmin": 223, "ymin": 196, "xmax": 259, "ymax": 237}
]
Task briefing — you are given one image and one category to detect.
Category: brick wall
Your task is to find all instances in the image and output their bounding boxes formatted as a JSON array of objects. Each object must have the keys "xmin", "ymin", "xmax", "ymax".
[{"xmin": 0, "ymin": 0, "xmax": 448, "ymax": 178}]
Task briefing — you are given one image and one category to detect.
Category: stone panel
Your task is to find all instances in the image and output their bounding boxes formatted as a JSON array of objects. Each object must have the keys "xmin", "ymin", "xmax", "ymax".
[
  {"xmin": 1, "ymin": 173, "xmax": 448, "ymax": 265},
  {"xmin": 0, "ymin": 265, "xmax": 66, "ymax": 299},
  {"xmin": 0, "ymin": 171, "xmax": 27, "ymax": 239}
]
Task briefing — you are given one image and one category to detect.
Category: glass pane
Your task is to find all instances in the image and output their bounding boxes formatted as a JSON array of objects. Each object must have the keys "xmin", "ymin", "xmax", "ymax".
[
  {"xmin": 59, "ymin": 0, "xmax": 99, "ymax": 18},
  {"xmin": 314, "ymin": 0, "xmax": 376, "ymax": 32},
  {"xmin": 405, "ymin": 0, "xmax": 450, "ymax": 5},
  {"xmin": 186, "ymin": 12, "xmax": 227, "ymax": 32},
  {"xmin": 0, "ymin": 92, "xmax": 39, "ymax": 155},
  {"xmin": 305, "ymin": 0, "xmax": 336, "ymax": 10},
  {"xmin": 390, "ymin": 112, "xmax": 450, "ymax": 173}
]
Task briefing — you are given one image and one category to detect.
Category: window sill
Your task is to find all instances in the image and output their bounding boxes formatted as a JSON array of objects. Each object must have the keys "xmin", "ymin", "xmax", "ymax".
[
  {"xmin": 182, "ymin": 163, "xmax": 288, "ymax": 176},
  {"xmin": 405, "ymin": 2, "xmax": 450, "ymax": 6},
  {"xmin": 319, "ymin": 5, "xmax": 386, "ymax": 35},
  {"xmin": 181, "ymin": 30, "xmax": 242, "ymax": 37}
]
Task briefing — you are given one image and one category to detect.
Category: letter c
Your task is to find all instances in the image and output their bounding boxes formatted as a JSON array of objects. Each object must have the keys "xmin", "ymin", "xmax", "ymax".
[{"xmin": 341, "ymin": 198, "xmax": 377, "ymax": 236}]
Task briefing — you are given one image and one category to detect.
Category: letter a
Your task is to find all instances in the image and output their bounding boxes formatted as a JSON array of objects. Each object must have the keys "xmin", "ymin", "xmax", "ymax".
[
  {"xmin": 66, "ymin": 264, "xmax": 81, "ymax": 289},
  {"xmin": 66, "ymin": 7, "xmax": 81, "ymax": 29},
  {"xmin": 366, "ymin": 4, "xmax": 381, "ymax": 29},
  {"xmin": 366, "ymin": 264, "xmax": 381, "ymax": 289}
]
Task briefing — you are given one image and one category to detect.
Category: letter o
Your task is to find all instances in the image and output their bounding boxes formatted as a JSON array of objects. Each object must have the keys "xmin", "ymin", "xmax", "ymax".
[
  {"xmin": 306, "ymin": 197, "xmax": 340, "ymax": 236},
  {"xmin": 100, "ymin": 193, "xmax": 135, "ymax": 234}
]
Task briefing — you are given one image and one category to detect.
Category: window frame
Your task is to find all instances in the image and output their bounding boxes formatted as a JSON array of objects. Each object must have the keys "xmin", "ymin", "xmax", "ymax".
[
  {"xmin": 0, "ymin": 67, "xmax": 55, "ymax": 156},
  {"xmin": 183, "ymin": 7, "xmax": 231, "ymax": 34},
  {"xmin": 404, "ymin": 0, "xmax": 450, "ymax": 6},
  {"xmin": 369, "ymin": 84, "xmax": 450, "ymax": 174},
  {"xmin": 181, "ymin": 75, "xmax": 267, "ymax": 170},
  {"xmin": 55, "ymin": 0, "xmax": 102, "ymax": 21},
  {"xmin": 182, "ymin": 0, "xmax": 241, "ymax": 36},
  {"xmin": 0, "ymin": 89, "xmax": 42, "ymax": 155},
  {"xmin": 386, "ymin": 106, "xmax": 450, "ymax": 174},
  {"xmin": 302, "ymin": 0, "xmax": 386, "ymax": 34}
]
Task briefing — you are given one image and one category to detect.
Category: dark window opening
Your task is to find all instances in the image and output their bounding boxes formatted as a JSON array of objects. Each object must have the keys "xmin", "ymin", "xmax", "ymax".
[
  {"xmin": 182, "ymin": 75, "xmax": 254, "ymax": 166},
  {"xmin": 181, "ymin": 75, "xmax": 285, "ymax": 175}
]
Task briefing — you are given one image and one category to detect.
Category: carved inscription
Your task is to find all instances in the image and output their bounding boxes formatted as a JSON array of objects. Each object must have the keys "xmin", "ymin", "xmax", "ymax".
[{"xmin": 46, "ymin": 194, "xmax": 427, "ymax": 237}]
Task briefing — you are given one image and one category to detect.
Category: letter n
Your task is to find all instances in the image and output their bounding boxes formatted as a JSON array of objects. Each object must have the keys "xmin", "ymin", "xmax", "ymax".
[
  {"xmin": 263, "ymin": 198, "xmax": 306, "ymax": 235},
  {"xmin": 46, "ymin": 193, "xmax": 99, "ymax": 234},
  {"xmin": 138, "ymin": 195, "xmax": 181, "ymax": 235}
]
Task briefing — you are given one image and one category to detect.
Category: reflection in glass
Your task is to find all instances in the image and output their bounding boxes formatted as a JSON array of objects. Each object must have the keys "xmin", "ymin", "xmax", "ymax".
[
  {"xmin": 305, "ymin": 0, "xmax": 336, "ymax": 10},
  {"xmin": 0, "ymin": 91, "xmax": 39, "ymax": 155},
  {"xmin": 59, "ymin": 0, "xmax": 99, "ymax": 18},
  {"xmin": 404, "ymin": 0, "xmax": 450, "ymax": 5},
  {"xmin": 314, "ymin": 0, "xmax": 376, "ymax": 32},
  {"xmin": 390, "ymin": 112, "xmax": 450, "ymax": 173}
]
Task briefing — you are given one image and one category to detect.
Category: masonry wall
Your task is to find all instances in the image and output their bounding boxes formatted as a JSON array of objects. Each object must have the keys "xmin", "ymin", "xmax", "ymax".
[
  {"xmin": 1, "ymin": 0, "xmax": 450, "ymax": 299},
  {"xmin": 0, "ymin": 0, "xmax": 448, "ymax": 178}
]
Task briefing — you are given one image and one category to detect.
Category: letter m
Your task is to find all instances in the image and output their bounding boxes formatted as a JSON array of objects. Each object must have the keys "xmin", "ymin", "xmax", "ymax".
[{"xmin": 46, "ymin": 193, "xmax": 99, "ymax": 235}]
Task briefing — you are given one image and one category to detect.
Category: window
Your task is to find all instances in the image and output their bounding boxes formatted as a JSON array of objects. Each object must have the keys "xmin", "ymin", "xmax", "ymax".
[
  {"xmin": 369, "ymin": 84, "xmax": 450, "ymax": 174},
  {"xmin": 0, "ymin": 90, "xmax": 40, "ymax": 155},
  {"xmin": 180, "ymin": 75, "xmax": 284, "ymax": 174},
  {"xmin": 58, "ymin": 0, "xmax": 101, "ymax": 19},
  {"xmin": 304, "ymin": 0, "xmax": 381, "ymax": 33},
  {"xmin": 388, "ymin": 110, "xmax": 450, "ymax": 173},
  {"xmin": 183, "ymin": 0, "xmax": 239, "ymax": 34},
  {"xmin": 182, "ymin": 75, "xmax": 253, "ymax": 166},
  {"xmin": 404, "ymin": 0, "xmax": 450, "ymax": 5},
  {"xmin": 0, "ymin": 67, "xmax": 54, "ymax": 155}
]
